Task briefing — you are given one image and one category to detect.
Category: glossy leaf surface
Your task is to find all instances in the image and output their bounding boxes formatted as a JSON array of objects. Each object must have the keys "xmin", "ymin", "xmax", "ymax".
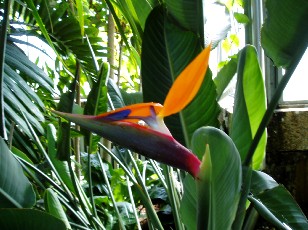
[
  {"xmin": 230, "ymin": 45, "xmax": 266, "ymax": 169},
  {"xmin": 44, "ymin": 188, "xmax": 71, "ymax": 229},
  {"xmin": 83, "ymin": 63, "xmax": 109, "ymax": 153},
  {"xmin": 261, "ymin": 0, "xmax": 308, "ymax": 68},
  {"xmin": 214, "ymin": 55, "xmax": 238, "ymax": 100},
  {"xmin": 249, "ymin": 185, "xmax": 308, "ymax": 229},
  {"xmin": 165, "ymin": 0, "xmax": 203, "ymax": 36},
  {"xmin": 180, "ymin": 127, "xmax": 241, "ymax": 229},
  {"xmin": 0, "ymin": 209, "xmax": 66, "ymax": 230},
  {"xmin": 194, "ymin": 127, "xmax": 241, "ymax": 230},
  {"xmin": 3, "ymin": 43, "xmax": 51, "ymax": 139},
  {"xmin": 47, "ymin": 124, "xmax": 75, "ymax": 193},
  {"xmin": 0, "ymin": 138, "xmax": 35, "ymax": 208}
]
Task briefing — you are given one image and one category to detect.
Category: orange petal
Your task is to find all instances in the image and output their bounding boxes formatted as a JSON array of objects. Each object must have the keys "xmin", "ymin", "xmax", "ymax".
[
  {"xmin": 97, "ymin": 102, "xmax": 163, "ymax": 124},
  {"xmin": 159, "ymin": 44, "xmax": 211, "ymax": 117}
]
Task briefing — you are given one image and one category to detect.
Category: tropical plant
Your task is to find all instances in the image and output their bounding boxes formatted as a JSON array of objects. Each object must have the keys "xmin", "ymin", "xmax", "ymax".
[{"xmin": 0, "ymin": 0, "xmax": 308, "ymax": 229}]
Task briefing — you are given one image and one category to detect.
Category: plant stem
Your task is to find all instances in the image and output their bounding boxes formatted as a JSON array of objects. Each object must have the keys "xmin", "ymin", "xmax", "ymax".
[
  {"xmin": 88, "ymin": 152, "xmax": 98, "ymax": 219},
  {"xmin": 126, "ymin": 176, "xmax": 142, "ymax": 230},
  {"xmin": 117, "ymin": 39, "xmax": 123, "ymax": 86},
  {"xmin": 126, "ymin": 151, "xmax": 164, "ymax": 230},
  {"xmin": 244, "ymin": 0, "xmax": 253, "ymax": 45},
  {"xmin": 97, "ymin": 153, "xmax": 126, "ymax": 230},
  {"xmin": 98, "ymin": 143, "xmax": 164, "ymax": 230},
  {"xmin": 74, "ymin": 61, "xmax": 81, "ymax": 180},
  {"xmin": 67, "ymin": 157, "xmax": 100, "ymax": 230},
  {"xmin": 108, "ymin": 11, "xmax": 115, "ymax": 80},
  {"xmin": 0, "ymin": 0, "xmax": 11, "ymax": 140},
  {"xmin": 149, "ymin": 160, "xmax": 168, "ymax": 190},
  {"xmin": 162, "ymin": 165, "xmax": 184, "ymax": 230}
]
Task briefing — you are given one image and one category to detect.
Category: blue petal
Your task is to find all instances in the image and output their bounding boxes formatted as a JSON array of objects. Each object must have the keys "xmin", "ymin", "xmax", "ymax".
[{"xmin": 104, "ymin": 109, "xmax": 131, "ymax": 120}]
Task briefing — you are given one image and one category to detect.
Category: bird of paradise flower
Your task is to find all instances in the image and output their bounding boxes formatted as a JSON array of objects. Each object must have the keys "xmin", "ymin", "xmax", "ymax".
[{"xmin": 53, "ymin": 45, "xmax": 211, "ymax": 179}]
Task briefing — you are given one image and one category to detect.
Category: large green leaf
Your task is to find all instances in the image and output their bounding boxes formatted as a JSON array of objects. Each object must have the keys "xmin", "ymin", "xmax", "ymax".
[
  {"xmin": 214, "ymin": 55, "xmax": 238, "ymax": 100},
  {"xmin": 56, "ymin": 73, "xmax": 78, "ymax": 161},
  {"xmin": 5, "ymin": 43, "xmax": 53, "ymax": 92},
  {"xmin": 261, "ymin": 0, "xmax": 308, "ymax": 68},
  {"xmin": 3, "ymin": 80, "xmax": 43, "ymax": 132},
  {"xmin": 83, "ymin": 63, "xmax": 109, "ymax": 153},
  {"xmin": 47, "ymin": 124, "xmax": 75, "ymax": 193},
  {"xmin": 0, "ymin": 138, "xmax": 35, "ymax": 208},
  {"xmin": 192, "ymin": 127, "xmax": 242, "ymax": 230},
  {"xmin": 24, "ymin": 0, "xmax": 62, "ymax": 63},
  {"xmin": 0, "ymin": 209, "xmax": 66, "ymax": 230},
  {"xmin": 44, "ymin": 188, "xmax": 71, "ymax": 229},
  {"xmin": 130, "ymin": 0, "xmax": 159, "ymax": 30},
  {"xmin": 180, "ymin": 174, "xmax": 197, "ymax": 229},
  {"xmin": 184, "ymin": 127, "xmax": 241, "ymax": 230},
  {"xmin": 250, "ymin": 170, "xmax": 278, "ymax": 194},
  {"xmin": 249, "ymin": 171, "xmax": 308, "ymax": 229},
  {"xmin": 165, "ymin": 1, "xmax": 231, "ymax": 48},
  {"xmin": 111, "ymin": 0, "xmax": 143, "ymax": 50},
  {"xmin": 3, "ymin": 75, "xmax": 44, "ymax": 122},
  {"xmin": 165, "ymin": 0, "xmax": 203, "ymax": 37},
  {"xmin": 75, "ymin": 0, "xmax": 85, "ymax": 36},
  {"xmin": 230, "ymin": 45, "xmax": 266, "ymax": 169},
  {"xmin": 3, "ymin": 102, "xmax": 31, "ymax": 138},
  {"xmin": 142, "ymin": 6, "xmax": 220, "ymax": 146},
  {"xmin": 3, "ymin": 42, "xmax": 51, "ymax": 138},
  {"xmin": 107, "ymin": 78, "xmax": 126, "ymax": 109}
]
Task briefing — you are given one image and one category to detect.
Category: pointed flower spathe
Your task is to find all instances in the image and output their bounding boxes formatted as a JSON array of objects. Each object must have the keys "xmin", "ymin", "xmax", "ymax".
[{"xmin": 159, "ymin": 44, "xmax": 211, "ymax": 118}]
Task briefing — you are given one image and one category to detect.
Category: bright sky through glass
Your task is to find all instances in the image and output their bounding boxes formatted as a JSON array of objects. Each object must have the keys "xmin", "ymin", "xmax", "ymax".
[{"xmin": 283, "ymin": 47, "xmax": 308, "ymax": 102}]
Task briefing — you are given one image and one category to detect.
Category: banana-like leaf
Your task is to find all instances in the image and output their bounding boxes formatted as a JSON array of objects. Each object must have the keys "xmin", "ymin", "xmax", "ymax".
[
  {"xmin": 180, "ymin": 174, "xmax": 197, "ymax": 230},
  {"xmin": 214, "ymin": 55, "xmax": 238, "ymax": 100},
  {"xmin": 165, "ymin": 1, "xmax": 231, "ymax": 48},
  {"xmin": 230, "ymin": 45, "xmax": 266, "ymax": 169},
  {"xmin": 83, "ymin": 63, "xmax": 109, "ymax": 153},
  {"xmin": 165, "ymin": 0, "xmax": 203, "ymax": 37},
  {"xmin": 0, "ymin": 209, "xmax": 66, "ymax": 230},
  {"xmin": 249, "ymin": 171, "xmax": 308, "ymax": 229},
  {"xmin": 3, "ymin": 75, "xmax": 44, "ymax": 122},
  {"xmin": 44, "ymin": 188, "xmax": 71, "ymax": 229},
  {"xmin": 12, "ymin": 131, "xmax": 40, "ymax": 162},
  {"xmin": 4, "ymin": 102, "xmax": 32, "ymax": 138},
  {"xmin": 130, "ymin": 0, "xmax": 159, "ymax": 30},
  {"xmin": 142, "ymin": 6, "xmax": 220, "ymax": 146},
  {"xmin": 121, "ymin": 91, "xmax": 143, "ymax": 105},
  {"xmin": 4, "ymin": 90, "xmax": 44, "ymax": 134},
  {"xmin": 5, "ymin": 43, "xmax": 54, "ymax": 93},
  {"xmin": 47, "ymin": 124, "xmax": 75, "ymax": 193},
  {"xmin": 0, "ymin": 138, "xmax": 35, "ymax": 208},
  {"xmin": 261, "ymin": 0, "xmax": 308, "ymax": 68},
  {"xmin": 2, "ymin": 42, "xmax": 53, "ymax": 152},
  {"xmin": 56, "ymin": 72, "xmax": 78, "ymax": 161},
  {"xmin": 181, "ymin": 127, "xmax": 241, "ymax": 230},
  {"xmin": 107, "ymin": 78, "xmax": 126, "ymax": 109},
  {"xmin": 112, "ymin": 0, "xmax": 144, "ymax": 41}
]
